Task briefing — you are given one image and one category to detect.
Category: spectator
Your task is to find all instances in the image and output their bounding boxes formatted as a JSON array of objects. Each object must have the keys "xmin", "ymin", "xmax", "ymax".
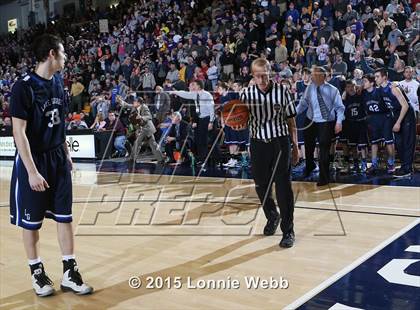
[
  {"xmin": 388, "ymin": 22, "xmax": 403, "ymax": 46},
  {"xmin": 165, "ymin": 111, "xmax": 190, "ymax": 164},
  {"xmin": 0, "ymin": 101, "xmax": 10, "ymax": 119},
  {"xmin": 396, "ymin": 36, "xmax": 409, "ymax": 64},
  {"xmin": 332, "ymin": 54, "xmax": 348, "ymax": 76},
  {"xmin": 343, "ymin": 26, "xmax": 356, "ymax": 62},
  {"xmin": 275, "ymin": 40, "xmax": 288, "ymax": 64},
  {"xmin": 88, "ymin": 73, "xmax": 100, "ymax": 95},
  {"xmin": 398, "ymin": 66, "xmax": 419, "ymax": 114},
  {"xmin": 154, "ymin": 86, "xmax": 171, "ymax": 124},
  {"xmin": 166, "ymin": 62, "xmax": 179, "ymax": 83},
  {"xmin": 394, "ymin": 5, "xmax": 408, "ymax": 30},
  {"xmin": 67, "ymin": 114, "xmax": 88, "ymax": 130},
  {"xmin": 378, "ymin": 12, "xmax": 395, "ymax": 36},
  {"xmin": 103, "ymin": 111, "xmax": 127, "ymax": 157},
  {"xmin": 316, "ymin": 37, "xmax": 330, "ymax": 66},
  {"xmin": 70, "ymin": 77, "xmax": 85, "ymax": 113},
  {"xmin": 403, "ymin": 19, "xmax": 419, "ymax": 65},
  {"xmin": 343, "ymin": 5, "xmax": 359, "ymax": 25},
  {"xmin": 386, "ymin": 0, "xmax": 399, "ymax": 17},
  {"xmin": 285, "ymin": 3, "xmax": 299, "ymax": 25},
  {"xmin": 279, "ymin": 61, "xmax": 293, "ymax": 78},
  {"xmin": 140, "ymin": 66, "xmax": 156, "ymax": 93},
  {"xmin": 0, "ymin": 116, "xmax": 11, "ymax": 132},
  {"xmin": 207, "ymin": 59, "xmax": 219, "ymax": 90},
  {"xmin": 90, "ymin": 113, "xmax": 106, "ymax": 131}
]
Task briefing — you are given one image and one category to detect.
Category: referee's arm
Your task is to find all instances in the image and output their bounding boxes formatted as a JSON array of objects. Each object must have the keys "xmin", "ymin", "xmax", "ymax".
[{"xmin": 285, "ymin": 88, "xmax": 299, "ymax": 165}]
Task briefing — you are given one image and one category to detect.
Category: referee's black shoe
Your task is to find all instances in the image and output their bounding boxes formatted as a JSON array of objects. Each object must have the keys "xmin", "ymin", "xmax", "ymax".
[
  {"xmin": 279, "ymin": 231, "xmax": 295, "ymax": 248},
  {"xmin": 263, "ymin": 216, "xmax": 280, "ymax": 236},
  {"xmin": 316, "ymin": 180, "xmax": 329, "ymax": 187},
  {"xmin": 304, "ymin": 163, "xmax": 317, "ymax": 178}
]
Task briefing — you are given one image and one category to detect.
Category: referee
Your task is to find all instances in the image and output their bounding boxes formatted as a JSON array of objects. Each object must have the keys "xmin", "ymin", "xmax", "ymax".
[{"xmin": 240, "ymin": 58, "xmax": 299, "ymax": 248}]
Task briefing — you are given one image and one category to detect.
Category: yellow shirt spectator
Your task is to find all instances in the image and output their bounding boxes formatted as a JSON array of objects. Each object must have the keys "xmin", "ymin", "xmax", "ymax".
[
  {"xmin": 71, "ymin": 81, "xmax": 85, "ymax": 97},
  {"xmin": 179, "ymin": 66, "xmax": 186, "ymax": 82}
]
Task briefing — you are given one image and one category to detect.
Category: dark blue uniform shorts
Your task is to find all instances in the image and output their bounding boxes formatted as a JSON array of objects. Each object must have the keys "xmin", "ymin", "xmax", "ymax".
[
  {"xmin": 367, "ymin": 113, "xmax": 394, "ymax": 145},
  {"xmin": 10, "ymin": 145, "xmax": 72, "ymax": 230}
]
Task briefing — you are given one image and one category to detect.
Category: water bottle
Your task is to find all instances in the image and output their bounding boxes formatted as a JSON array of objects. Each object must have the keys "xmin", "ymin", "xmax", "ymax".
[
  {"xmin": 189, "ymin": 151, "xmax": 195, "ymax": 167},
  {"xmin": 241, "ymin": 152, "xmax": 248, "ymax": 167}
]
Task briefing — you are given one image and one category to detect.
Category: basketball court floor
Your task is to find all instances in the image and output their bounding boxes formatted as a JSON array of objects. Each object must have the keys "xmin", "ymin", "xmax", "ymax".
[{"xmin": 0, "ymin": 160, "xmax": 419, "ymax": 309}]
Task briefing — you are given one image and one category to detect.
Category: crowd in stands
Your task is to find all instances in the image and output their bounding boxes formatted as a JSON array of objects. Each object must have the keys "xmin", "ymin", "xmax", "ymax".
[{"xmin": 0, "ymin": 0, "xmax": 419, "ymax": 172}]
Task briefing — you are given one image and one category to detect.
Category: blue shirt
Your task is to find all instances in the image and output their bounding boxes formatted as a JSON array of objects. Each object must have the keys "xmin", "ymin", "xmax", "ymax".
[
  {"xmin": 111, "ymin": 85, "xmax": 120, "ymax": 109},
  {"xmin": 297, "ymin": 82, "xmax": 345, "ymax": 124},
  {"xmin": 363, "ymin": 88, "xmax": 391, "ymax": 115},
  {"xmin": 380, "ymin": 82, "xmax": 401, "ymax": 116}
]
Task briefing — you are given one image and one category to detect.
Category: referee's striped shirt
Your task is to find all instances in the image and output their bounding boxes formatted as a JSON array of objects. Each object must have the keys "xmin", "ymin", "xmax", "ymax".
[{"xmin": 240, "ymin": 82, "xmax": 297, "ymax": 140}]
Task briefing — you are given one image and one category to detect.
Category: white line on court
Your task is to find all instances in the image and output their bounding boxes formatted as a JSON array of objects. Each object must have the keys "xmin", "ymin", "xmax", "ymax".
[
  {"xmin": 284, "ymin": 218, "xmax": 420, "ymax": 310},
  {"xmin": 307, "ymin": 201, "xmax": 416, "ymax": 212}
]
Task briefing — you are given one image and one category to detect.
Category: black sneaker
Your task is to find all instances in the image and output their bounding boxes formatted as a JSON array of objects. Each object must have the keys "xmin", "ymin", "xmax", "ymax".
[
  {"xmin": 61, "ymin": 259, "xmax": 93, "ymax": 295},
  {"xmin": 263, "ymin": 216, "xmax": 280, "ymax": 236},
  {"xmin": 30, "ymin": 262, "xmax": 55, "ymax": 297},
  {"xmin": 393, "ymin": 169, "xmax": 412, "ymax": 178},
  {"xmin": 279, "ymin": 231, "xmax": 295, "ymax": 248}
]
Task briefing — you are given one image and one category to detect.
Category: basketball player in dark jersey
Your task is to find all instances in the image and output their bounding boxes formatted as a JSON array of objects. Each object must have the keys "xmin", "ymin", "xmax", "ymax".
[
  {"xmin": 341, "ymin": 80, "xmax": 368, "ymax": 173},
  {"xmin": 9, "ymin": 34, "xmax": 93, "ymax": 296},
  {"xmin": 362, "ymin": 74, "xmax": 395, "ymax": 174},
  {"xmin": 375, "ymin": 68, "xmax": 416, "ymax": 177}
]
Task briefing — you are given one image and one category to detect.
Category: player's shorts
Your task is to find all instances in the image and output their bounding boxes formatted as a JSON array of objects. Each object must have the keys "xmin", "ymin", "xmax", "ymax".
[
  {"xmin": 367, "ymin": 113, "xmax": 394, "ymax": 145},
  {"xmin": 344, "ymin": 120, "xmax": 369, "ymax": 148},
  {"xmin": 224, "ymin": 125, "xmax": 249, "ymax": 145},
  {"xmin": 10, "ymin": 145, "xmax": 72, "ymax": 230}
]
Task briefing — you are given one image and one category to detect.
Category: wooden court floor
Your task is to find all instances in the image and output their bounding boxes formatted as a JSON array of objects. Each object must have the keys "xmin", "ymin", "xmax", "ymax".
[{"xmin": 0, "ymin": 164, "xmax": 419, "ymax": 309}]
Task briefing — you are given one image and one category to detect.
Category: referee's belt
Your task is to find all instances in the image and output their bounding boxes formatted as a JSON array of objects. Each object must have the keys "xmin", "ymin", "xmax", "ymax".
[{"xmin": 252, "ymin": 136, "xmax": 288, "ymax": 143}]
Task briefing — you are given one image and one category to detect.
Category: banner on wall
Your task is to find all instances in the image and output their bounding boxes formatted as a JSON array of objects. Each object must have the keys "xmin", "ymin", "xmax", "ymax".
[
  {"xmin": 8, "ymin": 19, "xmax": 17, "ymax": 33},
  {"xmin": 99, "ymin": 19, "xmax": 109, "ymax": 33},
  {"xmin": 0, "ymin": 134, "xmax": 96, "ymax": 159}
]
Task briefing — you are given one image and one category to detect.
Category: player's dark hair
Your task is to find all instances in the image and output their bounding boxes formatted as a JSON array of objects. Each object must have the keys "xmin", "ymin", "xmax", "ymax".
[
  {"xmin": 218, "ymin": 81, "xmax": 229, "ymax": 90},
  {"xmin": 32, "ymin": 34, "xmax": 63, "ymax": 63},
  {"xmin": 375, "ymin": 68, "xmax": 388, "ymax": 78},
  {"xmin": 363, "ymin": 74, "xmax": 375, "ymax": 84},
  {"xmin": 345, "ymin": 79, "xmax": 355, "ymax": 86},
  {"xmin": 302, "ymin": 68, "xmax": 311, "ymax": 75}
]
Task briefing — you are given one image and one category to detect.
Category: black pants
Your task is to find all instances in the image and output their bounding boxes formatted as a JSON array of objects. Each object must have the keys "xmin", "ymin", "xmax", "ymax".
[
  {"xmin": 304, "ymin": 118, "xmax": 335, "ymax": 183},
  {"xmin": 394, "ymin": 108, "xmax": 416, "ymax": 172},
  {"xmin": 194, "ymin": 116, "xmax": 210, "ymax": 162},
  {"xmin": 165, "ymin": 139, "xmax": 188, "ymax": 162},
  {"xmin": 250, "ymin": 136, "xmax": 294, "ymax": 234}
]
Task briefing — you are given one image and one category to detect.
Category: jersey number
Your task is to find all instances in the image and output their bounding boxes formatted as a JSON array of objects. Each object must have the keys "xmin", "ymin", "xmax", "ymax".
[
  {"xmin": 45, "ymin": 108, "xmax": 61, "ymax": 128},
  {"xmin": 351, "ymin": 108, "xmax": 358, "ymax": 117},
  {"xmin": 369, "ymin": 105, "xmax": 380, "ymax": 112}
]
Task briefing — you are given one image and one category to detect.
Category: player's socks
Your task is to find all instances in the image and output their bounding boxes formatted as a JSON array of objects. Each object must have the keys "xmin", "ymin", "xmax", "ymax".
[{"xmin": 361, "ymin": 159, "xmax": 367, "ymax": 172}]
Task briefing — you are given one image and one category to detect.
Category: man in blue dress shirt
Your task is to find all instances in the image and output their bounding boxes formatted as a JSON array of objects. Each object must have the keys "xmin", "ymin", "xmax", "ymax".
[{"xmin": 297, "ymin": 66, "xmax": 345, "ymax": 186}]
